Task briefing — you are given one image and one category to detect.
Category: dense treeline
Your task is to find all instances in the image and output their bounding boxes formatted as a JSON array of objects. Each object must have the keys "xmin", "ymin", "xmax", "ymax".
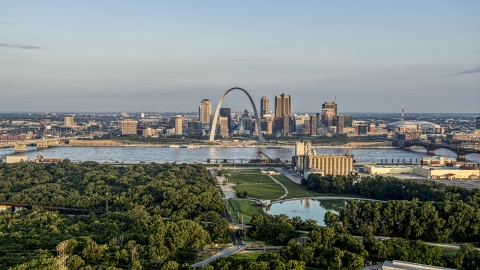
[
  {"xmin": 302, "ymin": 174, "xmax": 478, "ymax": 202},
  {"xmin": 203, "ymin": 253, "xmax": 306, "ymax": 270},
  {"xmin": 208, "ymin": 226, "xmax": 480, "ymax": 269},
  {"xmin": 247, "ymin": 214, "xmax": 318, "ymax": 245},
  {"xmin": 303, "ymin": 174, "xmax": 480, "ymax": 243},
  {"xmin": 330, "ymin": 199, "xmax": 480, "ymax": 242},
  {"xmin": 1, "ymin": 207, "xmax": 230, "ymax": 269},
  {"xmin": 0, "ymin": 162, "xmax": 231, "ymax": 269},
  {"xmin": 0, "ymin": 161, "xmax": 222, "ymax": 219}
]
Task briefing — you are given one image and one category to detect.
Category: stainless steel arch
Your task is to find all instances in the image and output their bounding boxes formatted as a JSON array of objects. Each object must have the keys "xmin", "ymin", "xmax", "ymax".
[{"xmin": 209, "ymin": 87, "xmax": 263, "ymax": 143}]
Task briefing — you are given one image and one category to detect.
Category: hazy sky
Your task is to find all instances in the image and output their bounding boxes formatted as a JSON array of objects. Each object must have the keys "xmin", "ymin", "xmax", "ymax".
[{"xmin": 1, "ymin": 1, "xmax": 479, "ymax": 113}]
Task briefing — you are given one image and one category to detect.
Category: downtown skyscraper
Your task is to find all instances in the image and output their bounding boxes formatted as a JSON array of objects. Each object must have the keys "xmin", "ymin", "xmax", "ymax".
[
  {"xmin": 274, "ymin": 93, "xmax": 291, "ymax": 117},
  {"xmin": 198, "ymin": 99, "xmax": 212, "ymax": 124},
  {"xmin": 260, "ymin": 96, "xmax": 269, "ymax": 118},
  {"xmin": 321, "ymin": 102, "xmax": 337, "ymax": 127}
]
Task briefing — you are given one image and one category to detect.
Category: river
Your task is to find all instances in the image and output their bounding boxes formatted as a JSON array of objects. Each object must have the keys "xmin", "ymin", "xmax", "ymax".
[{"xmin": 0, "ymin": 145, "xmax": 478, "ymax": 164}]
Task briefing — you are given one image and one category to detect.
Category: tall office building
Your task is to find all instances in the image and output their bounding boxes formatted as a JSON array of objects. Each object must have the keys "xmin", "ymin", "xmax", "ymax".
[
  {"xmin": 64, "ymin": 116, "xmax": 75, "ymax": 127},
  {"xmin": 321, "ymin": 102, "xmax": 337, "ymax": 127},
  {"xmin": 188, "ymin": 121, "xmax": 202, "ymax": 135},
  {"xmin": 310, "ymin": 115, "xmax": 317, "ymax": 136},
  {"xmin": 219, "ymin": 108, "xmax": 231, "ymax": 129},
  {"xmin": 219, "ymin": 116, "xmax": 229, "ymax": 137},
  {"xmin": 336, "ymin": 115, "xmax": 352, "ymax": 134},
  {"xmin": 174, "ymin": 115, "xmax": 183, "ymax": 135},
  {"xmin": 260, "ymin": 96, "xmax": 269, "ymax": 118},
  {"xmin": 241, "ymin": 109, "xmax": 253, "ymax": 131},
  {"xmin": 199, "ymin": 99, "xmax": 212, "ymax": 124},
  {"xmin": 258, "ymin": 118, "xmax": 273, "ymax": 135},
  {"xmin": 121, "ymin": 120, "xmax": 138, "ymax": 135},
  {"xmin": 274, "ymin": 93, "xmax": 291, "ymax": 117}
]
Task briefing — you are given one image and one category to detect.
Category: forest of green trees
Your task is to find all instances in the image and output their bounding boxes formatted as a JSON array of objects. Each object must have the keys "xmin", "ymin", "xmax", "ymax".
[
  {"xmin": 210, "ymin": 224, "xmax": 480, "ymax": 269},
  {"xmin": 0, "ymin": 162, "xmax": 230, "ymax": 269},
  {"xmin": 2, "ymin": 161, "xmax": 480, "ymax": 269},
  {"xmin": 302, "ymin": 174, "xmax": 480, "ymax": 243}
]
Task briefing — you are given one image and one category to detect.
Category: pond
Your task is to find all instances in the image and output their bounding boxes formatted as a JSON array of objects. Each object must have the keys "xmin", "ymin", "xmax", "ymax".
[{"xmin": 265, "ymin": 198, "xmax": 382, "ymax": 226}]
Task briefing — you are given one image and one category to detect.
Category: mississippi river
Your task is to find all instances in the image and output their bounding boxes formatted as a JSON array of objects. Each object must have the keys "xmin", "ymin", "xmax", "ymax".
[{"xmin": 1, "ymin": 146, "xmax": 479, "ymax": 164}]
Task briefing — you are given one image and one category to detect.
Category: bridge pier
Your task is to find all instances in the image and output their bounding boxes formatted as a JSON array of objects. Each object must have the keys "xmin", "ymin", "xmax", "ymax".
[
  {"xmin": 427, "ymin": 149, "xmax": 435, "ymax": 155},
  {"xmin": 457, "ymin": 153, "xmax": 466, "ymax": 161},
  {"xmin": 37, "ymin": 141, "xmax": 48, "ymax": 149},
  {"xmin": 14, "ymin": 144, "xmax": 26, "ymax": 153}
]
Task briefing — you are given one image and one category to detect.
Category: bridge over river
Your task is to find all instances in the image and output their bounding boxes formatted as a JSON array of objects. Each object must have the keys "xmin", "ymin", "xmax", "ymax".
[{"xmin": 392, "ymin": 139, "xmax": 480, "ymax": 160}]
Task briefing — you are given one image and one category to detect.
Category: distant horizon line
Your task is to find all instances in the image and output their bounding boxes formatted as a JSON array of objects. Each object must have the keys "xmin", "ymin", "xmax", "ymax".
[{"xmin": 0, "ymin": 111, "xmax": 478, "ymax": 115}]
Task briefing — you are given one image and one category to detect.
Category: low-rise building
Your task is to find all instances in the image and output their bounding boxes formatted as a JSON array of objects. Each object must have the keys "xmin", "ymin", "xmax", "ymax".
[
  {"xmin": 364, "ymin": 164, "xmax": 479, "ymax": 179},
  {"xmin": 6, "ymin": 156, "xmax": 29, "ymax": 163}
]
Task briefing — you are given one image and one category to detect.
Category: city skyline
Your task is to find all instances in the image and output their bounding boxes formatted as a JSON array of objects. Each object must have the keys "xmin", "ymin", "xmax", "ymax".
[{"xmin": 1, "ymin": 1, "xmax": 479, "ymax": 113}]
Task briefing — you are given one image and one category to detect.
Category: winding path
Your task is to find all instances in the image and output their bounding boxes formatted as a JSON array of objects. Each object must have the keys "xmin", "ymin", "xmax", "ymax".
[{"xmin": 267, "ymin": 175, "xmax": 288, "ymax": 200}]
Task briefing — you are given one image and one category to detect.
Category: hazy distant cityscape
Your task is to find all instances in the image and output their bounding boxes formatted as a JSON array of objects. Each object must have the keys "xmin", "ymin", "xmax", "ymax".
[{"xmin": 1, "ymin": 93, "xmax": 478, "ymax": 141}]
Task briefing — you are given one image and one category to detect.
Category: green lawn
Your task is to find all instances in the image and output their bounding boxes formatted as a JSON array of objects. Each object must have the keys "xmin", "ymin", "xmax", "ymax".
[
  {"xmin": 227, "ymin": 199, "xmax": 266, "ymax": 224},
  {"xmin": 224, "ymin": 168, "xmax": 315, "ymax": 200},
  {"xmin": 231, "ymin": 183, "xmax": 286, "ymax": 200},
  {"xmin": 272, "ymin": 174, "xmax": 314, "ymax": 199},
  {"xmin": 225, "ymin": 169, "xmax": 286, "ymax": 200}
]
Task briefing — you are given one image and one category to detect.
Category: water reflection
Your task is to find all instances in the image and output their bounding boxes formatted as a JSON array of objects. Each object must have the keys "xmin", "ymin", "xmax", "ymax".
[
  {"xmin": 266, "ymin": 198, "xmax": 372, "ymax": 226},
  {"xmin": 317, "ymin": 199, "xmax": 348, "ymax": 213},
  {"xmin": 304, "ymin": 199, "xmax": 310, "ymax": 210}
]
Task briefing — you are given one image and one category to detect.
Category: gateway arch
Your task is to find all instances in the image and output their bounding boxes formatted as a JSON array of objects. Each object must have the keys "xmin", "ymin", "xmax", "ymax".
[{"xmin": 209, "ymin": 87, "xmax": 264, "ymax": 143}]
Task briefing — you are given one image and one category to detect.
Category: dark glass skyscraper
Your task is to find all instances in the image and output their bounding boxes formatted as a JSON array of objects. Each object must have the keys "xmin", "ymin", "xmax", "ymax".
[
  {"xmin": 219, "ymin": 108, "xmax": 231, "ymax": 128},
  {"xmin": 260, "ymin": 96, "xmax": 269, "ymax": 118},
  {"xmin": 321, "ymin": 102, "xmax": 337, "ymax": 127}
]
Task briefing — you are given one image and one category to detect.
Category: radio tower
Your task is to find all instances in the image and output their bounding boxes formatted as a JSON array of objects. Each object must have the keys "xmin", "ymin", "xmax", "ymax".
[{"xmin": 401, "ymin": 102, "xmax": 404, "ymax": 121}]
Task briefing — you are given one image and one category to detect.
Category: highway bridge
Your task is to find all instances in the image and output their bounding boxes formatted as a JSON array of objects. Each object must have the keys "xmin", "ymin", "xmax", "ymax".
[
  {"xmin": 392, "ymin": 139, "xmax": 480, "ymax": 161},
  {"xmin": 0, "ymin": 137, "xmax": 83, "ymax": 152}
]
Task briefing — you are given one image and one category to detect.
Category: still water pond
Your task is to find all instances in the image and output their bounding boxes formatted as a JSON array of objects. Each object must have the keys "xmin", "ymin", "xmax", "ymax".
[{"xmin": 266, "ymin": 198, "xmax": 381, "ymax": 226}]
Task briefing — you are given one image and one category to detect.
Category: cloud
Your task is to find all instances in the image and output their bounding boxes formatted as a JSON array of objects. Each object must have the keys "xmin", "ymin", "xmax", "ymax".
[
  {"xmin": 0, "ymin": 43, "xmax": 42, "ymax": 49},
  {"xmin": 1, "ymin": 21, "xmax": 13, "ymax": 25},
  {"xmin": 458, "ymin": 68, "xmax": 480, "ymax": 74}
]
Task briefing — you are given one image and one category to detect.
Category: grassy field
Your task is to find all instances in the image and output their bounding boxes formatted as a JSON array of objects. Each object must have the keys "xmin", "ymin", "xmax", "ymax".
[
  {"xmin": 227, "ymin": 199, "xmax": 266, "ymax": 224},
  {"xmin": 272, "ymin": 174, "xmax": 314, "ymax": 199},
  {"xmin": 225, "ymin": 169, "xmax": 286, "ymax": 200}
]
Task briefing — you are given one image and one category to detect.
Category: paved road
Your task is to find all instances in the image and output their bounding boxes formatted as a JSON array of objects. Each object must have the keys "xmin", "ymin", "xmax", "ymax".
[
  {"xmin": 267, "ymin": 175, "xmax": 288, "ymax": 199},
  {"xmin": 216, "ymin": 175, "xmax": 237, "ymax": 199},
  {"xmin": 191, "ymin": 244, "xmax": 245, "ymax": 268},
  {"xmin": 192, "ymin": 205, "xmax": 245, "ymax": 268}
]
